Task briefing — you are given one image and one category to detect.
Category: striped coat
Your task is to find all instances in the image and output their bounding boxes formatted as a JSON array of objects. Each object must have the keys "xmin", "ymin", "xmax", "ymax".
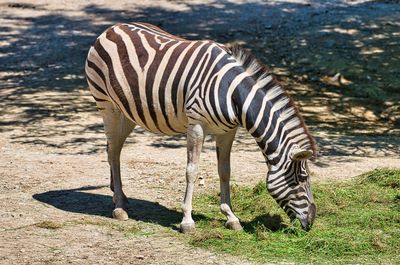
[
  {"xmin": 85, "ymin": 22, "xmax": 317, "ymax": 232},
  {"xmin": 86, "ymin": 22, "xmax": 241, "ymax": 135}
]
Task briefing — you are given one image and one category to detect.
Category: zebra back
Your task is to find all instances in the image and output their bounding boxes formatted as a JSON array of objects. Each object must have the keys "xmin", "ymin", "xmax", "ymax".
[{"xmin": 85, "ymin": 22, "xmax": 316, "ymax": 160}]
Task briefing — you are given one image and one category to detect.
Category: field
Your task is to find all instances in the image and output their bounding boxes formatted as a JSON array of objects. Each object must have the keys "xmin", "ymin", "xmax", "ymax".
[
  {"xmin": 1, "ymin": 0, "xmax": 400, "ymax": 264},
  {"xmin": 192, "ymin": 169, "xmax": 400, "ymax": 264}
]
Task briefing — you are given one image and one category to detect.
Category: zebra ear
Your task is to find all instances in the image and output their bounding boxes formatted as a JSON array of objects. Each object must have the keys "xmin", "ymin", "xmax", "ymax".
[{"xmin": 291, "ymin": 148, "xmax": 313, "ymax": 161}]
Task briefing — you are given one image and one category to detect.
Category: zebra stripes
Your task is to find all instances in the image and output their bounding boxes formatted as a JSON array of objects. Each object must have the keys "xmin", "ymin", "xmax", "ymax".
[
  {"xmin": 86, "ymin": 23, "xmax": 239, "ymax": 135},
  {"xmin": 86, "ymin": 22, "xmax": 317, "ymax": 231}
]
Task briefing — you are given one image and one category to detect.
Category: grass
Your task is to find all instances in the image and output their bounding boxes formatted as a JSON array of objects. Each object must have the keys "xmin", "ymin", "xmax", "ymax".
[
  {"xmin": 190, "ymin": 168, "xmax": 400, "ymax": 264},
  {"xmin": 35, "ymin": 220, "xmax": 63, "ymax": 230},
  {"xmin": 34, "ymin": 218, "xmax": 149, "ymax": 237},
  {"xmin": 72, "ymin": 218, "xmax": 140, "ymax": 233}
]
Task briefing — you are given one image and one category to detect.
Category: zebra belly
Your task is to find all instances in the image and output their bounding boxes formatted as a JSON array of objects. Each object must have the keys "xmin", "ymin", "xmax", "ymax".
[{"xmin": 113, "ymin": 83, "xmax": 189, "ymax": 136}]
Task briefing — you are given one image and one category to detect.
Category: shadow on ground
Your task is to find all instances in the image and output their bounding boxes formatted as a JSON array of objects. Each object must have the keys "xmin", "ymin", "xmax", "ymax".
[
  {"xmin": 33, "ymin": 185, "xmax": 290, "ymax": 233},
  {"xmin": 1, "ymin": 1, "xmax": 399, "ymax": 156},
  {"xmin": 32, "ymin": 185, "xmax": 210, "ymax": 230},
  {"xmin": 242, "ymin": 213, "xmax": 286, "ymax": 233}
]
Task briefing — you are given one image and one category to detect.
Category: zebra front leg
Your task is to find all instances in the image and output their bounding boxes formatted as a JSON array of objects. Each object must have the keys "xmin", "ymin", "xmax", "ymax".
[
  {"xmin": 180, "ymin": 124, "xmax": 205, "ymax": 233},
  {"xmin": 216, "ymin": 130, "xmax": 242, "ymax": 230},
  {"xmin": 99, "ymin": 101, "xmax": 135, "ymax": 221}
]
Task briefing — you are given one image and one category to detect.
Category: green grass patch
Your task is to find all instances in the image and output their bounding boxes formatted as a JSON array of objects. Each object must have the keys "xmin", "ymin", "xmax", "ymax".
[{"xmin": 191, "ymin": 168, "xmax": 400, "ymax": 264}]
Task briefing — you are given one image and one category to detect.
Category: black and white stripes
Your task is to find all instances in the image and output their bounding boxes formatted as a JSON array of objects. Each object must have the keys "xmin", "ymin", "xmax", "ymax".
[{"xmin": 86, "ymin": 22, "xmax": 317, "ymax": 231}]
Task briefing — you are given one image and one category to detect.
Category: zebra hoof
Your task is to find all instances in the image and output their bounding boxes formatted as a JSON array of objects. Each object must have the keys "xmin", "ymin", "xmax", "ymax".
[
  {"xmin": 225, "ymin": 220, "xmax": 242, "ymax": 231},
  {"xmin": 112, "ymin": 208, "xmax": 129, "ymax": 221},
  {"xmin": 180, "ymin": 222, "xmax": 196, "ymax": 234}
]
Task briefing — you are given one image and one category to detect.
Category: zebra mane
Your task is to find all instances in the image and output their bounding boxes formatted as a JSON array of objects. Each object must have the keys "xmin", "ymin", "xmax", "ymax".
[
  {"xmin": 227, "ymin": 44, "xmax": 273, "ymax": 82},
  {"xmin": 227, "ymin": 44, "xmax": 317, "ymax": 157}
]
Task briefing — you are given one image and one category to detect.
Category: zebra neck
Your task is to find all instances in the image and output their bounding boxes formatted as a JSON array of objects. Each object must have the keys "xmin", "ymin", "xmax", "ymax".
[
  {"xmin": 238, "ymin": 83, "xmax": 309, "ymax": 166},
  {"xmin": 226, "ymin": 44, "xmax": 314, "ymax": 165}
]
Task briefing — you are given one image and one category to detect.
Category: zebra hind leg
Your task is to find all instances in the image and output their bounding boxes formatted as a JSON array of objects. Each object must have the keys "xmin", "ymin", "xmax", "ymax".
[
  {"xmin": 216, "ymin": 130, "xmax": 242, "ymax": 230},
  {"xmin": 98, "ymin": 101, "xmax": 135, "ymax": 221},
  {"xmin": 180, "ymin": 123, "xmax": 205, "ymax": 233}
]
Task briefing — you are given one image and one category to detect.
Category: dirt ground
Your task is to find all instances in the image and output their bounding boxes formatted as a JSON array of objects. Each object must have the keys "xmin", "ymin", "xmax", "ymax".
[{"xmin": 1, "ymin": 0, "xmax": 399, "ymax": 264}]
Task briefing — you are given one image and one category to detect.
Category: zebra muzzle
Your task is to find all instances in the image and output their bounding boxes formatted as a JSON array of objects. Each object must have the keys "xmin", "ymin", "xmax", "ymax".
[{"xmin": 300, "ymin": 203, "xmax": 316, "ymax": 231}]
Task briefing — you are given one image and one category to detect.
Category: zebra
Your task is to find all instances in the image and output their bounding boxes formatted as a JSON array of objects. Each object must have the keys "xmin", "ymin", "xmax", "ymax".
[{"xmin": 85, "ymin": 22, "xmax": 317, "ymax": 233}]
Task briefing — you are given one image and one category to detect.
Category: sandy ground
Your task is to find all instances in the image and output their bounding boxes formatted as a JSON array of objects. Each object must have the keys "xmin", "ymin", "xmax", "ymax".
[{"xmin": 1, "ymin": 0, "xmax": 399, "ymax": 264}]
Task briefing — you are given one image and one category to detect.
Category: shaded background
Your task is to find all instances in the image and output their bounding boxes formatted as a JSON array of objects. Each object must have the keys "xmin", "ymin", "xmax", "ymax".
[{"xmin": 1, "ymin": 0, "xmax": 399, "ymax": 156}]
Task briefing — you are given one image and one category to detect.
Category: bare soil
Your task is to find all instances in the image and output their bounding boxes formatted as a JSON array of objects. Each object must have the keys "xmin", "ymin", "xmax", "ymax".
[{"xmin": 1, "ymin": 0, "xmax": 399, "ymax": 264}]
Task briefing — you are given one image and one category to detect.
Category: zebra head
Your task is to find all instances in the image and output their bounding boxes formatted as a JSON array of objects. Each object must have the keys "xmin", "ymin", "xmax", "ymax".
[{"xmin": 267, "ymin": 146, "xmax": 316, "ymax": 231}]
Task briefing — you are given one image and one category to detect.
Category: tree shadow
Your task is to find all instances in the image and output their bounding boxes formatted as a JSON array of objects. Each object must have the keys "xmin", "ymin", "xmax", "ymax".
[
  {"xmin": 1, "ymin": 1, "xmax": 399, "ymax": 157},
  {"xmin": 32, "ymin": 185, "xmax": 209, "ymax": 230}
]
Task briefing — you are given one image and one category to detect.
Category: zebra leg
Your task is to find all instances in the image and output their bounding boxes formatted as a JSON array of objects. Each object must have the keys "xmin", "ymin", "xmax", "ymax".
[
  {"xmin": 216, "ymin": 130, "xmax": 242, "ymax": 230},
  {"xmin": 99, "ymin": 101, "xmax": 135, "ymax": 221},
  {"xmin": 180, "ymin": 123, "xmax": 205, "ymax": 233}
]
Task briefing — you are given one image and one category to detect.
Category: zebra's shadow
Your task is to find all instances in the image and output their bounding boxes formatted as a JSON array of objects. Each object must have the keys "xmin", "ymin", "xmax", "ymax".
[{"xmin": 32, "ymin": 186, "xmax": 208, "ymax": 230}]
